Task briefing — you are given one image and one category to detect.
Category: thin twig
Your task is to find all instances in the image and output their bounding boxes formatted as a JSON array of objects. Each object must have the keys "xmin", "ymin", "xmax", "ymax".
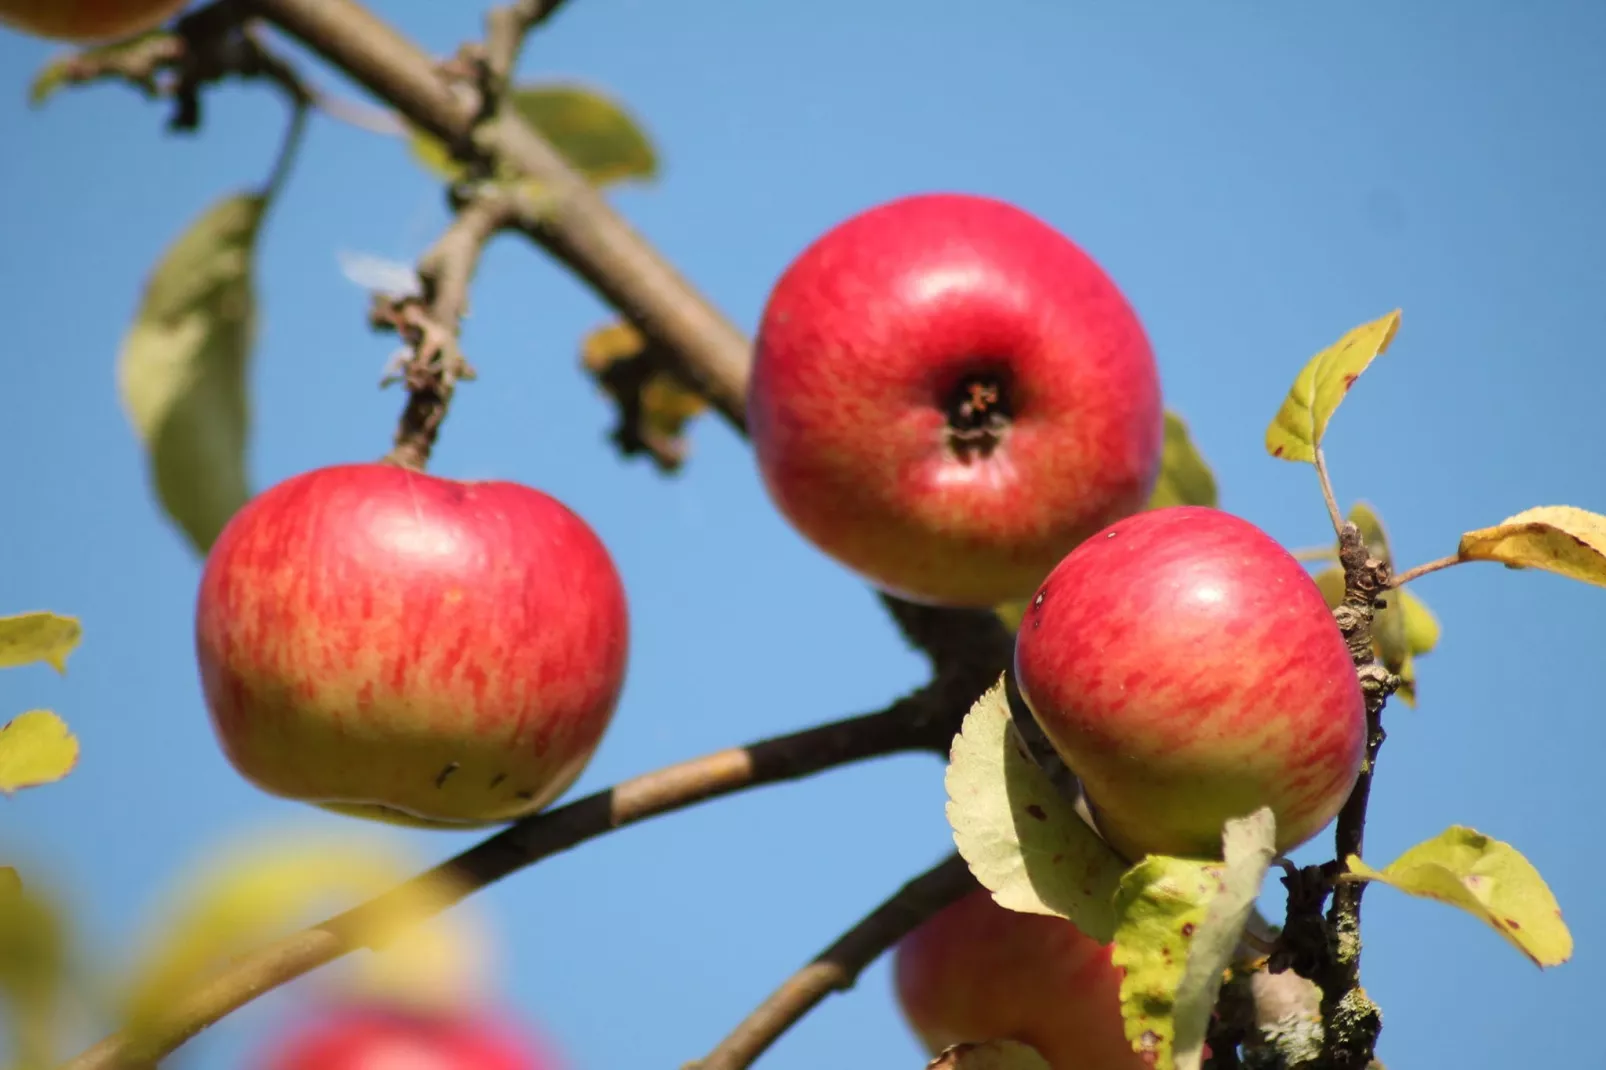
[
  {"xmin": 484, "ymin": 0, "xmax": 572, "ymax": 90},
  {"xmin": 374, "ymin": 185, "xmax": 528, "ymax": 470},
  {"xmin": 688, "ymin": 854, "xmax": 976, "ymax": 1070},
  {"xmin": 58, "ymin": 690, "xmax": 967, "ymax": 1070},
  {"xmin": 1389, "ymin": 554, "xmax": 1462, "ymax": 588}
]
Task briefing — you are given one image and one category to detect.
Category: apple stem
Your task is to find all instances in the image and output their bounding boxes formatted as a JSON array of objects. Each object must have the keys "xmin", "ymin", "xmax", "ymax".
[{"xmin": 688, "ymin": 854, "xmax": 976, "ymax": 1070}]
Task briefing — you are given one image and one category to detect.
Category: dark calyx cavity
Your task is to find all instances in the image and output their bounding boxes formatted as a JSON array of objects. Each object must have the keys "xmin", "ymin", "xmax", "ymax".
[{"xmin": 943, "ymin": 369, "xmax": 1013, "ymax": 462}]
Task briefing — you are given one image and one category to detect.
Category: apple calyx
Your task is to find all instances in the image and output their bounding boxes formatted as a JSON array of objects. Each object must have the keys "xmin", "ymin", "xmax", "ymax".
[{"xmin": 943, "ymin": 370, "xmax": 1014, "ymax": 462}]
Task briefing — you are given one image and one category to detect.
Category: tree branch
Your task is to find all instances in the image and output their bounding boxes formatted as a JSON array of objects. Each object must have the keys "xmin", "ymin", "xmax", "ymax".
[
  {"xmin": 687, "ymin": 853, "xmax": 976, "ymax": 1070},
  {"xmin": 247, "ymin": 0, "xmax": 752, "ymax": 428},
  {"xmin": 59, "ymin": 686, "xmax": 970, "ymax": 1070}
]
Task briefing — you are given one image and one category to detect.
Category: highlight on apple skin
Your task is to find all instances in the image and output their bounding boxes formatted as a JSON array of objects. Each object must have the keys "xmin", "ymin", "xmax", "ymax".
[
  {"xmin": 894, "ymin": 887, "xmax": 1147, "ymax": 1070},
  {"xmin": 0, "ymin": 0, "xmax": 188, "ymax": 42},
  {"xmin": 1014, "ymin": 504, "xmax": 1366, "ymax": 861},
  {"xmin": 254, "ymin": 1003, "xmax": 564, "ymax": 1070},
  {"xmin": 193, "ymin": 462, "xmax": 630, "ymax": 829},
  {"xmin": 748, "ymin": 191, "xmax": 1165, "ymax": 608}
]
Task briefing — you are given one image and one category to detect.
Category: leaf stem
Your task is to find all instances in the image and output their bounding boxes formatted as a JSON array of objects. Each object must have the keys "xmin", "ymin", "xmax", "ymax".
[
  {"xmin": 1314, "ymin": 447, "xmax": 1345, "ymax": 537},
  {"xmin": 1389, "ymin": 554, "xmax": 1463, "ymax": 588},
  {"xmin": 260, "ymin": 95, "xmax": 308, "ymax": 208},
  {"xmin": 687, "ymin": 854, "xmax": 975, "ymax": 1070}
]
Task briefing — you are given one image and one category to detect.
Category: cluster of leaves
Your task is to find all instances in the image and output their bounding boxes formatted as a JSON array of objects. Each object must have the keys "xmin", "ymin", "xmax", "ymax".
[{"xmin": 946, "ymin": 311, "xmax": 1589, "ymax": 1070}]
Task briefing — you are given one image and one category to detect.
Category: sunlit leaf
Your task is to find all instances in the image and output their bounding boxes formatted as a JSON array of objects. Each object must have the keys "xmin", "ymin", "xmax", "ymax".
[
  {"xmin": 0, "ymin": 711, "xmax": 79, "ymax": 794},
  {"xmin": 944, "ymin": 676, "xmax": 1125, "ymax": 943},
  {"xmin": 0, "ymin": 613, "xmax": 81, "ymax": 673},
  {"xmin": 1345, "ymin": 826, "xmax": 1571, "ymax": 968},
  {"xmin": 410, "ymin": 82, "xmax": 658, "ymax": 189},
  {"xmin": 1265, "ymin": 310, "xmax": 1401, "ymax": 464},
  {"xmin": 1109, "ymin": 810, "xmax": 1276, "ymax": 1070},
  {"xmin": 1147, "ymin": 411, "xmax": 1218, "ymax": 510},
  {"xmin": 117, "ymin": 191, "xmax": 263, "ymax": 556},
  {"xmin": 580, "ymin": 320, "xmax": 706, "ymax": 469},
  {"xmin": 926, "ymin": 1039, "xmax": 1052, "ymax": 1070},
  {"xmin": 1398, "ymin": 588, "xmax": 1440, "ymax": 656},
  {"xmin": 1456, "ymin": 506, "xmax": 1606, "ymax": 588},
  {"xmin": 992, "ymin": 599, "xmax": 1028, "ymax": 634}
]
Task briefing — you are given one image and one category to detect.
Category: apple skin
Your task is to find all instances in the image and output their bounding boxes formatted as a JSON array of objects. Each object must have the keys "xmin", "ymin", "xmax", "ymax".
[
  {"xmin": 0, "ymin": 0, "xmax": 188, "ymax": 42},
  {"xmin": 895, "ymin": 888, "xmax": 1146, "ymax": 1070},
  {"xmin": 748, "ymin": 192, "xmax": 1164, "ymax": 608},
  {"xmin": 1014, "ymin": 505, "xmax": 1365, "ymax": 861},
  {"xmin": 194, "ymin": 462, "xmax": 629, "ymax": 829},
  {"xmin": 255, "ymin": 1004, "xmax": 562, "ymax": 1070}
]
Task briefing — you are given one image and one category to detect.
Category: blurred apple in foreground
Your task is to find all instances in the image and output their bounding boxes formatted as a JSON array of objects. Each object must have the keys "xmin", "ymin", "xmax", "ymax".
[
  {"xmin": 894, "ymin": 888, "xmax": 1145, "ymax": 1070},
  {"xmin": 748, "ymin": 191, "xmax": 1164, "ymax": 607},
  {"xmin": 0, "ymin": 0, "xmax": 187, "ymax": 41},
  {"xmin": 194, "ymin": 462, "xmax": 630, "ymax": 828},
  {"xmin": 1015, "ymin": 505, "xmax": 1365, "ymax": 860},
  {"xmin": 256, "ymin": 1003, "xmax": 563, "ymax": 1070}
]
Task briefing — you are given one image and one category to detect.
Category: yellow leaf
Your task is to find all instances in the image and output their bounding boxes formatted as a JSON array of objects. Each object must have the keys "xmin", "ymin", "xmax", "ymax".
[
  {"xmin": 580, "ymin": 320, "xmax": 707, "ymax": 470},
  {"xmin": 119, "ymin": 192, "xmax": 263, "ymax": 556},
  {"xmin": 0, "ymin": 612, "xmax": 81, "ymax": 673},
  {"xmin": 992, "ymin": 599, "xmax": 1028, "ymax": 634},
  {"xmin": 28, "ymin": 30, "xmax": 170, "ymax": 108},
  {"xmin": 411, "ymin": 82, "xmax": 658, "ymax": 189},
  {"xmin": 1456, "ymin": 505, "xmax": 1606, "ymax": 588},
  {"xmin": 1394, "ymin": 653, "xmax": 1418, "ymax": 708},
  {"xmin": 944, "ymin": 677, "xmax": 1126, "ymax": 942},
  {"xmin": 1265, "ymin": 310, "xmax": 1402, "ymax": 464},
  {"xmin": 118, "ymin": 834, "xmax": 484, "ymax": 1057},
  {"xmin": 1398, "ymin": 588, "xmax": 1440, "ymax": 656},
  {"xmin": 1346, "ymin": 826, "xmax": 1571, "ymax": 968},
  {"xmin": 1147, "ymin": 411, "xmax": 1218, "ymax": 510},
  {"xmin": 926, "ymin": 1040, "xmax": 1052, "ymax": 1070},
  {"xmin": 0, "ymin": 712, "xmax": 80, "ymax": 794},
  {"xmin": 0, "ymin": 868, "xmax": 69, "ymax": 1069}
]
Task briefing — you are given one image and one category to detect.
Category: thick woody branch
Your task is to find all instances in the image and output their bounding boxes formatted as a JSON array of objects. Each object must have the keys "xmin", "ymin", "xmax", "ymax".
[
  {"xmin": 688, "ymin": 854, "xmax": 976, "ymax": 1070},
  {"xmin": 59, "ymin": 687, "xmax": 968, "ymax": 1070},
  {"xmin": 248, "ymin": 0, "xmax": 752, "ymax": 428}
]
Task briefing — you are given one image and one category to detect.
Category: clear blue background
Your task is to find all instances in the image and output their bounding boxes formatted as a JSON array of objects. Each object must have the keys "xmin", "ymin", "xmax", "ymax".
[{"xmin": 4, "ymin": 2, "xmax": 1605, "ymax": 1067}]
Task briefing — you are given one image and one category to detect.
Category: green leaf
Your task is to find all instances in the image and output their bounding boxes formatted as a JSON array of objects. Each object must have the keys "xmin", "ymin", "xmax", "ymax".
[
  {"xmin": 118, "ymin": 835, "xmax": 484, "ymax": 1055},
  {"xmin": 1345, "ymin": 826, "xmax": 1572, "ymax": 968},
  {"xmin": 1109, "ymin": 810, "xmax": 1277, "ymax": 1070},
  {"xmin": 0, "ymin": 613, "xmax": 81, "ymax": 673},
  {"xmin": 0, "ymin": 711, "xmax": 80, "ymax": 794},
  {"xmin": 1398, "ymin": 587, "xmax": 1440, "ymax": 656},
  {"xmin": 1456, "ymin": 505, "xmax": 1606, "ymax": 588},
  {"xmin": 1265, "ymin": 309, "xmax": 1401, "ymax": 464},
  {"xmin": 944, "ymin": 676, "xmax": 1126, "ymax": 943},
  {"xmin": 1147, "ymin": 411, "xmax": 1218, "ymax": 510},
  {"xmin": 410, "ymin": 82, "xmax": 658, "ymax": 189},
  {"xmin": 926, "ymin": 1040, "xmax": 1052, "ymax": 1070},
  {"xmin": 0, "ymin": 870, "xmax": 69, "ymax": 1069},
  {"xmin": 991, "ymin": 599, "xmax": 1028, "ymax": 634},
  {"xmin": 118, "ymin": 192, "xmax": 264, "ymax": 556}
]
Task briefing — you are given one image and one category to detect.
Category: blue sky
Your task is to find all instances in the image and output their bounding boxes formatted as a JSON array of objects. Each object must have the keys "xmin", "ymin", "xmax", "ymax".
[{"xmin": 5, "ymin": 2, "xmax": 1606, "ymax": 1068}]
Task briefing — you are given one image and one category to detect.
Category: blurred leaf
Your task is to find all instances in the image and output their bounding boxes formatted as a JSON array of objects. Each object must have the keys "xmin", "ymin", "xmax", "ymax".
[
  {"xmin": 580, "ymin": 320, "xmax": 706, "ymax": 470},
  {"xmin": 0, "ymin": 869, "xmax": 69, "ymax": 1069},
  {"xmin": 0, "ymin": 711, "xmax": 79, "ymax": 795},
  {"xmin": 1398, "ymin": 588, "xmax": 1440, "ymax": 656},
  {"xmin": 992, "ymin": 599, "xmax": 1028, "ymax": 634},
  {"xmin": 1456, "ymin": 506, "xmax": 1606, "ymax": 588},
  {"xmin": 118, "ymin": 835, "xmax": 483, "ymax": 1056},
  {"xmin": 1147, "ymin": 411, "xmax": 1218, "ymax": 510},
  {"xmin": 1109, "ymin": 810, "xmax": 1276, "ymax": 1070},
  {"xmin": 1393, "ymin": 653, "xmax": 1418, "ymax": 708},
  {"xmin": 27, "ymin": 31, "xmax": 170, "ymax": 108},
  {"xmin": 1345, "ymin": 826, "xmax": 1571, "ymax": 968},
  {"xmin": 411, "ymin": 82, "xmax": 658, "ymax": 189},
  {"xmin": 926, "ymin": 1040, "xmax": 1052, "ymax": 1070},
  {"xmin": 944, "ymin": 676, "xmax": 1125, "ymax": 943},
  {"xmin": 0, "ymin": 613, "xmax": 81, "ymax": 673},
  {"xmin": 118, "ymin": 191, "xmax": 264, "ymax": 556},
  {"xmin": 1265, "ymin": 310, "xmax": 1401, "ymax": 464}
]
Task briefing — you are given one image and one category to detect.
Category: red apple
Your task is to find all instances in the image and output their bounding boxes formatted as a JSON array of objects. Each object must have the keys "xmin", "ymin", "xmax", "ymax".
[
  {"xmin": 1014, "ymin": 505, "xmax": 1365, "ymax": 860},
  {"xmin": 194, "ymin": 462, "xmax": 629, "ymax": 828},
  {"xmin": 895, "ymin": 888, "xmax": 1146, "ymax": 1070},
  {"xmin": 748, "ymin": 192, "xmax": 1164, "ymax": 607},
  {"xmin": 0, "ymin": 0, "xmax": 188, "ymax": 42},
  {"xmin": 256, "ymin": 1004, "xmax": 562, "ymax": 1070}
]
